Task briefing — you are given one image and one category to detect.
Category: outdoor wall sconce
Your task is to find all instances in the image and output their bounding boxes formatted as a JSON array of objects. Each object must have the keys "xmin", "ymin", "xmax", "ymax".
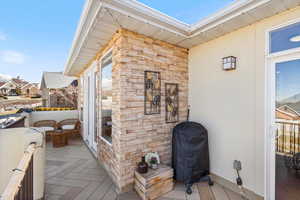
[{"xmin": 222, "ymin": 56, "xmax": 237, "ymax": 71}]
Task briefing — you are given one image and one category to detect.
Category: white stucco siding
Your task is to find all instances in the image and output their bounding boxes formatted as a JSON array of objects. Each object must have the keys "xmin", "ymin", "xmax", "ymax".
[{"xmin": 189, "ymin": 6, "xmax": 300, "ymax": 196}]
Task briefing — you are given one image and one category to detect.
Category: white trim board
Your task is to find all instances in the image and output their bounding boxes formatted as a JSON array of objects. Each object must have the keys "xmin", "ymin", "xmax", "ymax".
[{"xmin": 64, "ymin": 0, "xmax": 300, "ymax": 76}]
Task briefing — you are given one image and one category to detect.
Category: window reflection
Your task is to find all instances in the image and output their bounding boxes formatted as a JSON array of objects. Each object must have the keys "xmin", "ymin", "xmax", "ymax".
[
  {"xmin": 270, "ymin": 22, "xmax": 300, "ymax": 53},
  {"xmin": 101, "ymin": 54, "xmax": 112, "ymax": 143}
]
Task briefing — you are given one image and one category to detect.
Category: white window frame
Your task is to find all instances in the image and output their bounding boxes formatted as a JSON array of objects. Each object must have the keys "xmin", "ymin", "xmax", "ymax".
[
  {"xmin": 266, "ymin": 18, "xmax": 300, "ymax": 58},
  {"xmin": 79, "ymin": 76, "xmax": 84, "ymax": 122}
]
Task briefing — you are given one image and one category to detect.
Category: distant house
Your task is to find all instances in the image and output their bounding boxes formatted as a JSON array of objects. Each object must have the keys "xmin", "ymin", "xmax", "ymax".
[
  {"xmin": 40, "ymin": 72, "xmax": 78, "ymax": 108},
  {"xmin": 277, "ymin": 104, "xmax": 300, "ymax": 119},
  {"xmin": 11, "ymin": 77, "xmax": 28, "ymax": 88},
  {"xmin": 21, "ymin": 83, "xmax": 40, "ymax": 97},
  {"xmin": 0, "ymin": 82, "xmax": 6, "ymax": 95},
  {"xmin": 0, "ymin": 77, "xmax": 29, "ymax": 96},
  {"xmin": 0, "ymin": 81, "xmax": 18, "ymax": 96},
  {"xmin": 276, "ymin": 108, "xmax": 300, "ymax": 120}
]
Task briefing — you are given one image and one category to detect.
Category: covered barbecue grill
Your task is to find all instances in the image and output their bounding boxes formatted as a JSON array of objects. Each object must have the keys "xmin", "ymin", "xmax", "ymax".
[{"xmin": 172, "ymin": 121, "xmax": 213, "ymax": 194}]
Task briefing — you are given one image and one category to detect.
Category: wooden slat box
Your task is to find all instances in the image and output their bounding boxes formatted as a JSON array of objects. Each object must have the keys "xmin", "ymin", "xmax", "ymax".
[{"xmin": 134, "ymin": 165, "xmax": 174, "ymax": 200}]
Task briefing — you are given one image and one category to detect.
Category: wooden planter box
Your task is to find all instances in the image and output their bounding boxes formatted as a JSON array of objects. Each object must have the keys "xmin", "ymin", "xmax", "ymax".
[
  {"xmin": 134, "ymin": 165, "xmax": 174, "ymax": 200},
  {"xmin": 51, "ymin": 131, "xmax": 68, "ymax": 148}
]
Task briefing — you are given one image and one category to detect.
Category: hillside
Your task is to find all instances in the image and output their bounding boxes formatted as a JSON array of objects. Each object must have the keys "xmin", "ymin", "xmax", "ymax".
[
  {"xmin": 281, "ymin": 93, "xmax": 300, "ymax": 104},
  {"xmin": 278, "ymin": 93, "xmax": 300, "ymax": 113}
]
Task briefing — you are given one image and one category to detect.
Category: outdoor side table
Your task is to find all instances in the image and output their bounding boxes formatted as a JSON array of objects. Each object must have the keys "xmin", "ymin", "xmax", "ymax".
[
  {"xmin": 134, "ymin": 164, "xmax": 174, "ymax": 200},
  {"xmin": 51, "ymin": 130, "xmax": 68, "ymax": 148}
]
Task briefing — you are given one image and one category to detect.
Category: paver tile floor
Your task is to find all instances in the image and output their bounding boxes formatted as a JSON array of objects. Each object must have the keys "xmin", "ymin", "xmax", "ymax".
[{"xmin": 45, "ymin": 138, "xmax": 244, "ymax": 200}]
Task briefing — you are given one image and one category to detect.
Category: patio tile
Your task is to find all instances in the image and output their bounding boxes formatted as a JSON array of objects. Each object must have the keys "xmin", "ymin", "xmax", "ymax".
[
  {"xmin": 224, "ymin": 188, "xmax": 244, "ymax": 200},
  {"xmin": 117, "ymin": 191, "xmax": 140, "ymax": 200},
  {"xmin": 54, "ymin": 158, "xmax": 89, "ymax": 178},
  {"xmin": 73, "ymin": 181, "xmax": 104, "ymax": 200},
  {"xmin": 45, "ymin": 138, "xmax": 245, "ymax": 200},
  {"xmin": 46, "ymin": 176, "xmax": 91, "ymax": 188},
  {"xmin": 87, "ymin": 178, "xmax": 114, "ymax": 200},
  {"xmin": 210, "ymin": 183, "xmax": 230, "ymax": 200},
  {"xmin": 60, "ymin": 186, "xmax": 83, "ymax": 200},
  {"xmin": 46, "ymin": 160, "xmax": 67, "ymax": 167},
  {"xmin": 102, "ymin": 186, "xmax": 118, "ymax": 200},
  {"xmin": 45, "ymin": 184, "xmax": 72, "ymax": 195},
  {"xmin": 84, "ymin": 168, "xmax": 107, "ymax": 176},
  {"xmin": 45, "ymin": 194, "xmax": 63, "ymax": 200},
  {"xmin": 161, "ymin": 183, "xmax": 200, "ymax": 200},
  {"xmin": 64, "ymin": 171, "xmax": 107, "ymax": 182},
  {"xmin": 157, "ymin": 197, "xmax": 181, "ymax": 200}
]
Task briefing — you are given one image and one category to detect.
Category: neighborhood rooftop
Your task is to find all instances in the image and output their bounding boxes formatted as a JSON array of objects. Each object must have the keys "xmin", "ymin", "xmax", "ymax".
[{"xmin": 40, "ymin": 72, "xmax": 77, "ymax": 89}]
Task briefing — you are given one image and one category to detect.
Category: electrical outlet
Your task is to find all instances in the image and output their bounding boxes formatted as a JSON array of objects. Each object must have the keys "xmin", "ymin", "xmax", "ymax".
[{"xmin": 233, "ymin": 160, "xmax": 242, "ymax": 171}]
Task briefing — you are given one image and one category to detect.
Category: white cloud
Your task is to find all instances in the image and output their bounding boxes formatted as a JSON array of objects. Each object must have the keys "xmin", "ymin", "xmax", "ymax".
[
  {"xmin": 0, "ymin": 74, "xmax": 12, "ymax": 82},
  {"xmin": 0, "ymin": 50, "xmax": 25, "ymax": 64},
  {"xmin": 0, "ymin": 32, "xmax": 6, "ymax": 40},
  {"xmin": 102, "ymin": 78, "xmax": 112, "ymax": 89},
  {"xmin": 0, "ymin": 73, "xmax": 12, "ymax": 82}
]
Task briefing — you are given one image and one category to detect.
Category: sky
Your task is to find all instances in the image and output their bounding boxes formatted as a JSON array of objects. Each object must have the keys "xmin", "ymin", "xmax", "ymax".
[
  {"xmin": 0, "ymin": 0, "xmax": 85, "ymax": 83},
  {"xmin": 0, "ymin": 0, "xmax": 233, "ymax": 83},
  {"xmin": 276, "ymin": 59, "xmax": 300, "ymax": 101},
  {"xmin": 139, "ymin": 0, "xmax": 234, "ymax": 24}
]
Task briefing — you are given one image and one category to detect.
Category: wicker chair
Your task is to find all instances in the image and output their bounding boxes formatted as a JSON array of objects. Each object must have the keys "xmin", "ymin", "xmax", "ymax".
[
  {"xmin": 33, "ymin": 120, "xmax": 57, "ymax": 141},
  {"xmin": 57, "ymin": 119, "xmax": 81, "ymax": 137}
]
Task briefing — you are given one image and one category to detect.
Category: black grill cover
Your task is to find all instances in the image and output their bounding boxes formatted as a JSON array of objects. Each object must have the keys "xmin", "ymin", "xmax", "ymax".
[{"xmin": 172, "ymin": 121, "xmax": 210, "ymax": 184}]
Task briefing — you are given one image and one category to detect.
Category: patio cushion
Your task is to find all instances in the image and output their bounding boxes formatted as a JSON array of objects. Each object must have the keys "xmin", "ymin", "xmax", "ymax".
[
  {"xmin": 39, "ymin": 127, "xmax": 54, "ymax": 132},
  {"xmin": 62, "ymin": 125, "xmax": 75, "ymax": 130}
]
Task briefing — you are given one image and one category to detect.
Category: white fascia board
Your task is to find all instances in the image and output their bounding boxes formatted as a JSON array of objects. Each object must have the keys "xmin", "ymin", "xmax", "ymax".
[
  {"xmin": 104, "ymin": 0, "xmax": 191, "ymax": 31},
  {"xmin": 191, "ymin": 0, "xmax": 256, "ymax": 30},
  {"xmin": 64, "ymin": 0, "xmax": 285, "ymax": 76},
  {"xmin": 189, "ymin": 0, "xmax": 271, "ymax": 36},
  {"xmin": 64, "ymin": 0, "xmax": 100, "ymax": 75},
  {"xmin": 102, "ymin": 2, "xmax": 189, "ymax": 37}
]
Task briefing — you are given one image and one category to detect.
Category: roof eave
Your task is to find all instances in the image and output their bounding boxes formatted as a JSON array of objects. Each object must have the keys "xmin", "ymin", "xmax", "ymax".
[
  {"xmin": 64, "ymin": 0, "xmax": 300, "ymax": 76},
  {"xmin": 64, "ymin": 0, "xmax": 192, "ymax": 76},
  {"xmin": 64, "ymin": 0, "xmax": 98, "ymax": 76}
]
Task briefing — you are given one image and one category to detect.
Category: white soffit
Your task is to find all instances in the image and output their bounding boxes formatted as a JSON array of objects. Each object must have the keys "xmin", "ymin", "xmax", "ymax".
[{"xmin": 64, "ymin": 0, "xmax": 300, "ymax": 76}]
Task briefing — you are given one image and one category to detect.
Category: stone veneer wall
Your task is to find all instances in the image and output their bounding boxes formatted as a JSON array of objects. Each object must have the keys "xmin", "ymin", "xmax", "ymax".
[
  {"xmin": 79, "ymin": 29, "xmax": 188, "ymax": 192},
  {"xmin": 116, "ymin": 29, "xmax": 188, "ymax": 191}
]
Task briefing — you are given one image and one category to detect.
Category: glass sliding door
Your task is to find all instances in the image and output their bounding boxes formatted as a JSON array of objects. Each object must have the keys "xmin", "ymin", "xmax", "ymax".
[
  {"xmin": 275, "ymin": 59, "xmax": 300, "ymax": 200},
  {"xmin": 268, "ymin": 20, "xmax": 300, "ymax": 200},
  {"xmin": 83, "ymin": 64, "xmax": 98, "ymax": 155}
]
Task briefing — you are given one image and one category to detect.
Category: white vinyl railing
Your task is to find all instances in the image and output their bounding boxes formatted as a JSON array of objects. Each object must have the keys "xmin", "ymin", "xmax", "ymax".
[{"xmin": 0, "ymin": 144, "xmax": 36, "ymax": 200}]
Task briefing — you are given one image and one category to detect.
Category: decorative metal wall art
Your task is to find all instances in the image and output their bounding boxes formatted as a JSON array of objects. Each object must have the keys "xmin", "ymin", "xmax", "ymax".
[
  {"xmin": 165, "ymin": 83, "xmax": 179, "ymax": 123},
  {"xmin": 144, "ymin": 71, "xmax": 161, "ymax": 115}
]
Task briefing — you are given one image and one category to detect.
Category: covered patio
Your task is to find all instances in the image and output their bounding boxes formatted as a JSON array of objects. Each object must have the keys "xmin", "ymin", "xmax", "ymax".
[{"xmin": 45, "ymin": 137, "xmax": 244, "ymax": 200}]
